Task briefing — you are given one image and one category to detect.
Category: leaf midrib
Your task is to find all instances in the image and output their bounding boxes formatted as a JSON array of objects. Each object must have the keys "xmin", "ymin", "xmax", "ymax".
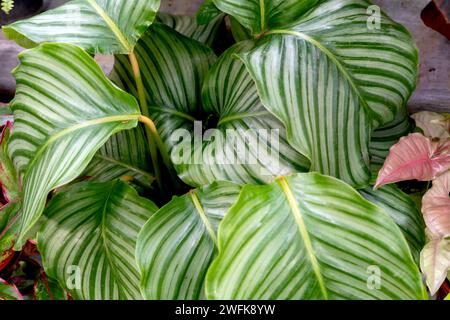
[
  {"xmin": 24, "ymin": 114, "xmax": 140, "ymax": 179},
  {"xmin": 276, "ymin": 176, "xmax": 328, "ymax": 299},
  {"xmin": 94, "ymin": 153, "xmax": 155, "ymax": 181},
  {"xmin": 86, "ymin": 0, "xmax": 132, "ymax": 52},
  {"xmin": 189, "ymin": 190, "xmax": 218, "ymax": 246},
  {"xmin": 264, "ymin": 29, "xmax": 377, "ymax": 123},
  {"xmin": 99, "ymin": 181, "xmax": 126, "ymax": 299}
]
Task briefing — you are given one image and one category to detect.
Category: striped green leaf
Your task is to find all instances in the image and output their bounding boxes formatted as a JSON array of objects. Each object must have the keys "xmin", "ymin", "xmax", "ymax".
[
  {"xmin": 136, "ymin": 181, "xmax": 241, "ymax": 299},
  {"xmin": 83, "ymin": 126, "xmax": 155, "ymax": 190},
  {"xmin": 0, "ymin": 123, "xmax": 20, "ymax": 203},
  {"xmin": 370, "ymin": 109, "xmax": 414, "ymax": 174},
  {"xmin": 0, "ymin": 124, "xmax": 22, "ymax": 255},
  {"xmin": 3, "ymin": 0, "xmax": 161, "ymax": 54},
  {"xmin": 236, "ymin": 0, "xmax": 418, "ymax": 187},
  {"xmin": 113, "ymin": 24, "xmax": 309, "ymax": 186},
  {"xmin": 206, "ymin": 173, "xmax": 426, "ymax": 300},
  {"xmin": 0, "ymin": 105, "xmax": 13, "ymax": 127},
  {"xmin": 157, "ymin": 12, "xmax": 224, "ymax": 47},
  {"xmin": 229, "ymin": 16, "xmax": 252, "ymax": 42},
  {"xmin": 0, "ymin": 203, "xmax": 21, "ymax": 256},
  {"xmin": 197, "ymin": 0, "xmax": 222, "ymax": 25},
  {"xmin": 38, "ymin": 180, "xmax": 158, "ymax": 300},
  {"xmin": 359, "ymin": 184, "xmax": 426, "ymax": 264},
  {"xmin": 240, "ymin": 35, "xmax": 371, "ymax": 187},
  {"xmin": 213, "ymin": 0, "xmax": 319, "ymax": 35},
  {"xmin": 8, "ymin": 43, "xmax": 141, "ymax": 249}
]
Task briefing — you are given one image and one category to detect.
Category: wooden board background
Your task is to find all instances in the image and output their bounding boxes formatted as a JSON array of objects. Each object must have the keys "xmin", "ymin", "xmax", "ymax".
[{"xmin": 1, "ymin": 0, "xmax": 449, "ymax": 112}]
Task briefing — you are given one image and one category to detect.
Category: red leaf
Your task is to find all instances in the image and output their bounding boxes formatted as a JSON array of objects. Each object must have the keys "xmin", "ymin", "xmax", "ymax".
[{"xmin": 375, "ymin": 133, "xmax": 450, "ymax": 188}]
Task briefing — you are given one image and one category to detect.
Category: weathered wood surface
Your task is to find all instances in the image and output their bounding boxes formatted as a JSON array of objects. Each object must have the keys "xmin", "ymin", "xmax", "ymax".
[
  {"xmin": 0, "ymin": 0, "xmax": 449, "ymax": 113},
  {"xmin": 373, "ymin": 0, "xmax": 449, "ymax": 112}
]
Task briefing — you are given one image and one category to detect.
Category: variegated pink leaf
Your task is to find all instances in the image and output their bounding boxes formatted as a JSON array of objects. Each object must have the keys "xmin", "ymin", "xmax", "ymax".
[
  {"xmin": 375, "ymin": 133, "xmax": 450, "ymax": 188},
  {"xmin": 420, "ymin": 237, "xmax": 450, "ymax": 295},
  {"xmin": 422, "ymin": 170, "xmax": 450, "ymax": 238},
  {"xmin": 412, "ymin": 112, "xmax": 450, "ymax": 139}
]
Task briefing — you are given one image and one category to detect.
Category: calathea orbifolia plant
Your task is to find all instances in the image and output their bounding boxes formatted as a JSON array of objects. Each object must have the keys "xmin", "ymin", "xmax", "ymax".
[{"xmin": 0, "ymin": 0, "xmax": 429, "ymax": 300}]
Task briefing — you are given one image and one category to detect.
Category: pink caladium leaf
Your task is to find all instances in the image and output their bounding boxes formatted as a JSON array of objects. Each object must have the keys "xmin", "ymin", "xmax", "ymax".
[
  {"xmin": 375, "ymin": 133, "xmax": 450, "ymax": 188},
  {"xmin": 412, "ymin": 112, "xmax": 450, "ymax": 139},
  {"xmin": 422, "ymin": 170, "xmax": 450, "ymax": 238},
  {"xmin": 420, "ymin": 237, "xmax": 450, "ymax": 295}
]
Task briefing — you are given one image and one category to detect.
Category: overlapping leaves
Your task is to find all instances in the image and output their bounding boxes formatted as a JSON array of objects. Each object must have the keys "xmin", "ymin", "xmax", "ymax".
[
  {"xmin": 206, "ymin": 173, "xmax": 426, "ymax": 299},
  {"xmin": 113, "ymin": 24, "xmax": 309, "ymax": 186},
  {"xmin": 38, "ymin": 180, "xmax": 158, "ymax": 300},
  {"xmin": 0, "ymin": 0, "xmax": 429, "ymax": 301},
  {"xmin": 8, "ymin": 43, "xmax": 142, "ymax": 248},
  {"xmin": 212, "ymin": 0, "xmax": 418, "ymax": 187},
  {"xmin": 136, "ymin": 181, "xmax": 241, "ymax": 299}
]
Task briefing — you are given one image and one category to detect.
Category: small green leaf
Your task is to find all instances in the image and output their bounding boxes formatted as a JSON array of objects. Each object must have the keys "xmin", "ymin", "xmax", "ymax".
[
  {"xmin": 136, "ymin": 181, "xmax": 241, "ymax": 299},
  {"xmin": 1, "ymin": 0, "xmax": 14, "ymax": 15},
  {"xmin": 197, "ymin": 0, "xmax": 222, "ymax": 25}
]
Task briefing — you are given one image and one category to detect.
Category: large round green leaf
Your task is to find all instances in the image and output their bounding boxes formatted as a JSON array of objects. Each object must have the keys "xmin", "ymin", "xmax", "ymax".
[
  {"xmin": 206, "ymin": 173, "xmax": 426, "ymax": 300},
  {"xmin": 136, "ymin": 181, "xmax": 241, "ymax": 299},
  {"xmin": 38, "ymin": 180, "xmax": 158, "ymax": 300},
  {"xmin": 233, "ymin": 0, "xmax": 417, "ymax": 188},
  {"xmin": 8, "ymin": 43, "xmax": 141, "ymax": 249},
  {"xmin": 3, "ymin": 0, "xmax": 161, "ymax": 54},
  {"xmin": 113, "ymin": 24, "xmax": 309, "ymax": 187}
]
